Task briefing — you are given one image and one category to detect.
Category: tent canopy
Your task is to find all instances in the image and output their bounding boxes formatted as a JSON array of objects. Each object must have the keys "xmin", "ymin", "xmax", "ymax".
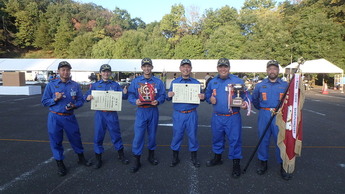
[
  {"xmin": 0, "ymin": 58, "xmax": 282, "ymax": 73},
  {"xmin": 284, "ymin": 58, "xmax": 343, "ymax": 74}
]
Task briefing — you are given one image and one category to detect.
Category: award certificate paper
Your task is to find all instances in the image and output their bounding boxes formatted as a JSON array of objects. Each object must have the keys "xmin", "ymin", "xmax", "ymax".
[
  {"xmin": 91, "ymin": 90, "xmax": 122, "ymax": 111},
  {"xmin": 172, "ymin": 83, "xmax": 200, "ymax": 104}
]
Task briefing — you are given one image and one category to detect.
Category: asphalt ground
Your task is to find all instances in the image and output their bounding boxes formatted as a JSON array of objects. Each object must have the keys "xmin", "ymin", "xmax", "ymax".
[{"xmin": 0, "ymin": 88, "xmax": 344, "ymax": 194}]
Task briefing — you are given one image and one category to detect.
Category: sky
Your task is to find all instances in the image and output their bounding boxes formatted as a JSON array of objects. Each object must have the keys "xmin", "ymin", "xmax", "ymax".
[{"xmin": 76, "ymin": 0, "xmax": 284, "ymax": 24}]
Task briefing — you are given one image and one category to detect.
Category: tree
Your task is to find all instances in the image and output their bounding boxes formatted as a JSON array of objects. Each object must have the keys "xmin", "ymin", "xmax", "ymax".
[
  {"xmin": 12, "ymin": 1, "xmax": 39, "ymax": 47},
  {"xmin": 34, "ymin": 13, "xmax": 53, "ymax": 50},
  {"xmin": 68, "ymin": 32, "xmax": 97, "ymax": 58},
  {"xmin": 141, "ymin": 25, "xmax": 172, "ymax": 59},
  {"xmin": 205, "ymin": 24, "xmax": 245, "ymax": 59},
  {"xmin": 53, "ymin": 16, "xmax": 75, "ymax": 57},
  {"xmin": 290, "ymin": 6, "xmax": 344, "ymax": 68},
  {"xmin": 113, "ymin": 30, "xmax": 147, "ymax": 59},
  {"xmin": 174, "ymin": 35, "xmax": 204, "ymax": 59},
  {"xmin": 91, "ymin": 36, "xmax": 116, "ymax": 58},
  {"xmin": 160, "ymin": 4, "xmax": 187, "ymax": 44},
  {"xmin": 201, "ymin": 6, "xmax": 239, "ymax": 39}
]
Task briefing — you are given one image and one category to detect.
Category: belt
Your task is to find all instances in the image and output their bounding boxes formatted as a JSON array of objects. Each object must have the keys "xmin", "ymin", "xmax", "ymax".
[
  {"xmin": 215, "ymin": 112, "xmax": 239, "ymax": 116},
  {"xmin": 138, "ymin": 105, "xmax": 156, "ymax": 108},
  {"xmin": 50, "ymin": 111, "xmax": 73, "ymax": 116},
  {"xmin": 178, "ymin": 108, "xmax": 196, "ymax": 114},
  {"xmin": 261, "ymin": 108, "xmax": 276, "ymax": 111}
]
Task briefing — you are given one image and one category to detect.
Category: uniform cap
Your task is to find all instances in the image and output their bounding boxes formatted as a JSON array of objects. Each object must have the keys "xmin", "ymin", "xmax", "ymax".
[
  {"xmin": 180, "ymin": 59, "xmax": 192, "ymax": 66},
  {"xmin": 100, "ymin": 64, "xmax": 111, "ymax": 72},
  {"xmin": 58, "ymin": 61, "xmax": 72, "ymax": 69},
  {"xmin": 267, "ymin": 60, "xmax": 279, "ymax": 68},
  {"xmin": 217, "ymin": 58, "xmax": 230, "ymax": 67},
  {"xmin": 141, "ymin": 58, "xmax": 152, "ymax": 66}
]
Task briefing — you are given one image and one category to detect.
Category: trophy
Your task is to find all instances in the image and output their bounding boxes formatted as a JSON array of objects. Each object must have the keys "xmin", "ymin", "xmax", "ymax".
[
  {"xmin": 138, "ymin": 83, "xmax": 155, "ymax": 104},
  {"xmin": 229, "ymin": 84, "xmax": 244, "ymax": 107}
]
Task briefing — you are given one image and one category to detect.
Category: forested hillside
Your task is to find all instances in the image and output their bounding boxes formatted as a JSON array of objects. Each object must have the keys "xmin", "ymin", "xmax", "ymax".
[{"xmin": 0, "ymin": 0, "xmax": 344, "ymax": 69}]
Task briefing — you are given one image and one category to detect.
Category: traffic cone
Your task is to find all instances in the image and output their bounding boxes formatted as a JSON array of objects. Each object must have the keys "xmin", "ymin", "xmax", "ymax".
[{"xmin": 322, "ymin": 83, "xmax": 329, "ymax": 94}]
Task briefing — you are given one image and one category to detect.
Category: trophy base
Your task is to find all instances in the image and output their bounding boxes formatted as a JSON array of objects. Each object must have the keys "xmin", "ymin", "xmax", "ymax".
[{"xmin": 231, "ymin": 99, "xmax": 243, "ymax": 107}]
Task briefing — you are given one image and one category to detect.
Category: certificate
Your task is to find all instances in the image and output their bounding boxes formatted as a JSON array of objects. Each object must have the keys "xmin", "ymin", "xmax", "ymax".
[
  {"xmin": 91, "ymin": 90, "xmax": 122, "ymax": 111},
  {"xmin": 172, "ymin": 83, "xmax": 200, "ymax": 104}
]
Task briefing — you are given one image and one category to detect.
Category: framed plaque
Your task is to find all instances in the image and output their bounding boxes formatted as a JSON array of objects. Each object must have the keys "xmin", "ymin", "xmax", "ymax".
[
  {"xmin": 172, "ymin": 83, "xmax": 200, "ymax": 104},
  {"xmin": 91, "ymin": 90, "xmax": 122, "ymax": 111}
]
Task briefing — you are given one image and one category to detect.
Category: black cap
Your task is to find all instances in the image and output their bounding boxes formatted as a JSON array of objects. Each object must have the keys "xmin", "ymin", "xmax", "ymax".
[
  {"xmin": 100, "ymin": 64, "xmax": 111, "ymax": 72},
  {"xmin": 141, "ymin": 58, "xmax": 152, "ymax": 66},
  {"xmin": 267, "ymin": 60, "xmax": 279, "ymax": 68},
  {"xmin": 180, "ymin": 59, "xmax": 192, "ymax": 66},
  {"xmin": 58, "ymin": 61, "xmax": 72, "ymax": 69},
  {"xmin": 217, "ymin": 58, "xmax": 230, "ymax": 67}
]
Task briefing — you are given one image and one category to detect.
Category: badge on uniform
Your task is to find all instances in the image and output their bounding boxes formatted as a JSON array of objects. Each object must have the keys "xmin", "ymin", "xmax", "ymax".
[
  {"xmin": 138, "ymin": 82, "xmax": 155, "ymax": 104},
  {"xmin": 70, "ymin": 88, "xmax": 76, "ymax": 100}
]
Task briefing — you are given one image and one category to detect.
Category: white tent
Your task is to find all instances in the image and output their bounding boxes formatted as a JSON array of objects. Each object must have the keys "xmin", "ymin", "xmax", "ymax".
[
  {"xmin": 0, "ymin": 58, "xmax": 282, "ymax": 73},
  {"xmin": 284, "ymin": 58, "xmax": 343, "ymax": 74}
]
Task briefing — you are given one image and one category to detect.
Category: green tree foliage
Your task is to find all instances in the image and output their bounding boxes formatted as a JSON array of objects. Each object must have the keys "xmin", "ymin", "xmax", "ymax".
[
  {"xmin": 0, "ymin": 0, "xmax": 344, "ymax": 71},
  {"xmin": 205, "ymin": 24, "xmax": 245, "ymax": 59},
  {"xmin": 141, "ymin": 25, "xmax": 173, "ymax": 59},
  {"xmin": 34, "ymin": 14, "xmax": 53, "ymax": 50},
  {"xmin": 91, "ymin": 36, "xmax": 116, "ymax": 58},
  {"xmin": 113, "ymin": 30, "xmax": 147, "ymax": 59},
  {"xmin": 174, "ymin": 35, "xmax": 204, "ymax": 59},
  {"xmin": 201, "ymin": 6, "xmax": 239, "ymax": 39},
  {"xmin": 160, "ymin": 4, "xmax": 187, "ymax": 44},
  {"xmin": 68, "ymin": 32, "xmax": 97, "ymax": 58},
  {"xmin": 53, "ymin": 16, "xmax": 75, "ymax": 57}
]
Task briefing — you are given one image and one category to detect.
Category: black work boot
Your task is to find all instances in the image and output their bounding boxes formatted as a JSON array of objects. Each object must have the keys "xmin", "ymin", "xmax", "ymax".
[
  {"xmin": 206, "ymin": 154, "xmax": 223, "ymax": 167},
  {"xmin": 280, "ymin": 164, "xmax": 292, "ymax": 180},
  {"xmin": 170, "ymin": 150, "xmax": 180, "ymax": 167},
  {"xmin": 256, "ymin": 160, "xmax": 268, "ymax": 175},
  {"xmin": 56, "ymin": 160, "xmax": 67, "ymax": 176},
  {"xmin": 148, "ymin": 150, "xmax": 159, "ymax": 165},
  {"xmin": 191, "ymin": 151, "xmax": 200, "ymax": 167},
  {"xmin": 118, "ymin": 148, "xmax": 129, "ymax": 165},
  {"xmin": 77, "ymin": 153, "xmax": 92, "ymax": 166},
  {"xmin": 232, "ymin": 159, "xmax": 241, "ymax": 178},
  {"xmin": 131, "ymin": 155, "xmax": 141, "ymax": 173},
  {"xmin": 94, "ymin": 153, "xmax": 102, "ymax": 169}
]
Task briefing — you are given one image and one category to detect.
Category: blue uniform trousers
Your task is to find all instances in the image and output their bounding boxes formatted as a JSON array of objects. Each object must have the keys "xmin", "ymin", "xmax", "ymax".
[
  {"xmin": 94, "ymin": 111, "xmax": 124, "ymax": 154},
  {"xmin": 257, "ymin": 110, "xmax": 282, "ymax": 163},
  {"xmin": 47, "ymin": 112, "xmax": 84, "ymax": 160},
  {"xmin": 132, "ymin": 107, "xmax": 159, "ymax": 155},
  {"xmin": 171, "ymin": 110, "xmax": 199, "ymax": 151},
  {"xmin": 211, "ymin": 113, "xmax": 242, "ymax": 159}
]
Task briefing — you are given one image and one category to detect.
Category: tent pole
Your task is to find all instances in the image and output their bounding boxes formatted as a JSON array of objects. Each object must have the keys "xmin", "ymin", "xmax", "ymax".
[{"xmin": 341, "ymin": 72, "xmax": 344, "ymax": 93}]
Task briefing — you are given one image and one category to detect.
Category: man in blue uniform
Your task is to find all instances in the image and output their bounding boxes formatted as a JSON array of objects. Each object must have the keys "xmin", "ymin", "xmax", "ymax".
[
  {"xmin": 252, "ymin": 60, "xmax": 290, "ymax": 180},
  {"xmin": 205, "ymin": 58, "xmax": 251, "ymax": 178},
  {"xmin": 166, "ymin": 59, "xmax": 204, "ymax": 168},
  {"xmin": 128, "ymin": 58, "xmax": 166, "ymax": 173},
  {"xmin": 84, "ymin": 64, "xmax": 129, "ymax": 169},
  {"xmin": 41, "ymin": 61, "xmax": 91, "ymax": 176}
]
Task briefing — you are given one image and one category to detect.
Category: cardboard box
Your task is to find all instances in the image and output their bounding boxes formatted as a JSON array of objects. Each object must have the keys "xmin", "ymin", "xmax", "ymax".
[{"xmin": 3, "ymin": 72, "xmax": 26, "ymax": 86}]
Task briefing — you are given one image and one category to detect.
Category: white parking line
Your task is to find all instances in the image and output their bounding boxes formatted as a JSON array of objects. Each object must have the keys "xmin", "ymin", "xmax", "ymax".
[
  {"xmin": 158, "ymin": 123, "xmax": 252, "ymax": 128},
  {"xmin": 0, "ymin": 149, "xmax": 72, "ymax": 192},
  {"xmin": 314, "ymin": 94, "xmax": 345, "ymax": 99},
  {"xmin": 304, "ymin": 109, "xmax": 326, "ymax": 116}
]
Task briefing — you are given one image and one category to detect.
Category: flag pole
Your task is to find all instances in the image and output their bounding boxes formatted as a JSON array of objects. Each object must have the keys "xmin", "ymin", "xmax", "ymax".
[{"xmin": 242, "ymin": 57, "xmax": 305, "ymax": 174}]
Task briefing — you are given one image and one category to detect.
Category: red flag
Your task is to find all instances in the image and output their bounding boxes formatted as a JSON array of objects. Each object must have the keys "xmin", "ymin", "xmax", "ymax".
[{"xmin": 276, "ymin": 73, "xmax": 305, "ymax": 173}]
